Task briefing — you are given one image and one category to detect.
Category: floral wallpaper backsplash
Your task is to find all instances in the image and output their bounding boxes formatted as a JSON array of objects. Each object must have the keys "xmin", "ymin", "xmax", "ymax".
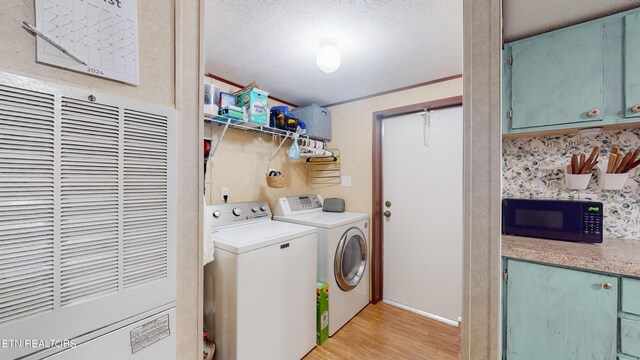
[{"xmin": 502, "ymin": 128, "xmax": 640, "ymax": 239}]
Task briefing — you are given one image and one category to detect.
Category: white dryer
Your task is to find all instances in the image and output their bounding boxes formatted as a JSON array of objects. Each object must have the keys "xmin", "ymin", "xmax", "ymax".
[
  {"xmin": 274, "ymin": 194, "xmax": 370, "ymax": 336},
  {"xmin": 204, "ymin": 201, "xmax": 317, "ymax": 360}
]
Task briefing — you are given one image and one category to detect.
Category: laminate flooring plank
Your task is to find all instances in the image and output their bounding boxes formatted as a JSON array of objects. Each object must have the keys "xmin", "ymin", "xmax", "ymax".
[{"xmin": 304, "ymin": 302, "xmax": 460, "ymax": 360}]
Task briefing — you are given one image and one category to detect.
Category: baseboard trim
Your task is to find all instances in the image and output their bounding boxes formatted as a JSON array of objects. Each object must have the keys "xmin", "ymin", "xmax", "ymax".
[{"xmin": 382, "ymin": 299, "xmax": 459, "ymax": 327}]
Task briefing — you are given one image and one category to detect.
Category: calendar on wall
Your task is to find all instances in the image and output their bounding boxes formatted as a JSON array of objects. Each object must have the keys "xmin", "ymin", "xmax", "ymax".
[{"xmin": 35, "ymin": 0, "xmax": 140, "ymax": 85}]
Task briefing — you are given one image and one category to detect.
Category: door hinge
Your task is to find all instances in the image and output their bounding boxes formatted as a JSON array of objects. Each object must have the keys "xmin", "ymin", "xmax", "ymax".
[
  {"xmin": 507, "ymin": 55, "xmax": 513, "ymax": 66},
  {"xmin": 503, "ymin": 268, "xmax": 508, "ymax": 283},
  {"xmin": 507, "ymin": 109, "xmax": 513, "ymax": 120}
]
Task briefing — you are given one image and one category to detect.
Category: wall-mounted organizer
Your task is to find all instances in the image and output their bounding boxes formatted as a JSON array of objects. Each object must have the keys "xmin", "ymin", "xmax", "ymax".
[
  {"xmin": 597, "ymin": 163, "xmax": 632, "ymax": 190},
  {"xmin": 306, "ymin": 150, "xmax": 341, "ymax": 185},
  {"xmin": 564, "ymin": 170, "xmax": 592, "ymax": 190}
]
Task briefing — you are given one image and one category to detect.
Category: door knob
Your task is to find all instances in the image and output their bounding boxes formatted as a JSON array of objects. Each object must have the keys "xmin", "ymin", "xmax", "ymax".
[
  {"xmin": 383, "ymin": 211, "xmax": 391, "ymax": 218},
  {"xmin": 587, "ymin": 108, "xmax": 601, "ymax": 118},
  {"xmin": 385, "ymin": 201, "xmax": 392, "ymax": 208},
  {"xmin": 601, "ymin": 282, "xmax": 613, "ymax": 290},
  {"xmin": 632, "ymin": 104, "xmax": 640, "ymax": 113}
]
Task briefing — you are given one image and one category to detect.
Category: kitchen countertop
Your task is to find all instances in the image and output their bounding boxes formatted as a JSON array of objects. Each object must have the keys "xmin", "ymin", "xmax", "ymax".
[{"xmin": 502, "ymin": 235, "xmax": 640, "ymax": 278}]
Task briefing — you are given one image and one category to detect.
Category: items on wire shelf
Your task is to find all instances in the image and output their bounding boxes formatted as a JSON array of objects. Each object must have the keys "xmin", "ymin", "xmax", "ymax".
[
  {"xmin": 299, "ymin": 137, "xmax": 333, "ymax": 157},
  {"xmin": 204, "ymin": 115, "xmax": 331, "ymax": 163},
  {"xmin": 307, "ymin": 149, "xmax": 341, "ymax": 185}
]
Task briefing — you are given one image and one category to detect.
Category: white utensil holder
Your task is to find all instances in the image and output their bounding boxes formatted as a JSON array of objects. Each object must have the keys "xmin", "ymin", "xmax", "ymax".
[
  {"xmin": 564, "ymin": 170, "xmax": 592, "ymax": 190},
  {"xmin": 598, "ymin": 167, "xmax": 630, "ymax": 190}
]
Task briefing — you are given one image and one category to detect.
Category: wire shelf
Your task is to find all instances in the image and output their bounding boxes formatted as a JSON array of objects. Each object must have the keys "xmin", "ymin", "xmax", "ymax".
[{"xmin": 205, "ymin": 115, "xmax": 306, "ymax": 139}]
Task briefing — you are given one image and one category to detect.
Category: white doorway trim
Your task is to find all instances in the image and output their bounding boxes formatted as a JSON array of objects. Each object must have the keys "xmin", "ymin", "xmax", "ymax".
[{"xmin": 382, "ymin": 299, "xmax": 460, "ymax": 327}]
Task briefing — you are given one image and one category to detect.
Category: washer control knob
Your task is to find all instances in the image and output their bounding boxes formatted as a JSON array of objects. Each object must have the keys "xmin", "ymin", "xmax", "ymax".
[
  {"xmin": 260, "ymin": 205, "xmax": 268, "ymax": 212},
  {"xmin": 252, "ymin": 207, "xmax": 259, "ymax": 213},
  {"xmin": 212, "ymin": 210, "xmax": 221, "ymax": 218},
  {"xmin": 232, "ymin": 208, "xmax": 242, "ymax": 216}
]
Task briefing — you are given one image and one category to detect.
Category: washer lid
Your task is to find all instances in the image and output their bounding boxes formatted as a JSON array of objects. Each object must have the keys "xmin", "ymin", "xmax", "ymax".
[
  {"xmin": 212, "ymin": 221, "xmax": 316, "ymax": 254},
  {"xmin": 273, "ymin": 212, "xmax": 369, "ymax": 229}
]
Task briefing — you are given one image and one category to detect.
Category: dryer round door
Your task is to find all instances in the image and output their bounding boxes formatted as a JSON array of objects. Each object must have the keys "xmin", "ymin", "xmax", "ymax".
[{"xmin": 334, "ymin": 227, "xmax": 367, "ymax": 291}]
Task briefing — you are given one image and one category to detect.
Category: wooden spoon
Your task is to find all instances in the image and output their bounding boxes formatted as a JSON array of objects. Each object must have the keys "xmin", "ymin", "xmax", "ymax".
[
  {"xmin": 581, "ymin": 147, "xmax": 599, "ymax": 174},
  {"xmin": 616, "ymin": 152, "xmax": 634, "ymax": 173},
  {"xmin": 607, "ymin": 153, "xmax": 618, "ymax": 174},
  {"xmin": 571, "ymin": 154, "xmax": 579, "ymax": 174}
]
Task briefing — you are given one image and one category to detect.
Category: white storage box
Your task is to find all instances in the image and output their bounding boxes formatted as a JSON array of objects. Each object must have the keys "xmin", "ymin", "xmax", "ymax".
[
  {"xmin": 204, "ymin": 83, "xmax": 220, "ymax": 117},
  {"xmin": 290, "ymin": 103, "xmax": 332, "ymax": 141}
]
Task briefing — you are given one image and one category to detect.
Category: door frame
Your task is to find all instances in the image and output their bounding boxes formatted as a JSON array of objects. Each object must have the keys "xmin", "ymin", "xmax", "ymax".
[{"xmin": 370, "ymin": 95, "xmax": 463, "ymax": 303}]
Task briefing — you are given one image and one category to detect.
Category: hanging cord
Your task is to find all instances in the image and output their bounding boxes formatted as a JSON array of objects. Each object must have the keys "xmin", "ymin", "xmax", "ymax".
[
  {"xmin": 267, "ymin": 132, "xmax": 292, "ymax": 170},
  {"xmin": 421, "ymin": 109, "xmax": 431, "ymax": 148}
]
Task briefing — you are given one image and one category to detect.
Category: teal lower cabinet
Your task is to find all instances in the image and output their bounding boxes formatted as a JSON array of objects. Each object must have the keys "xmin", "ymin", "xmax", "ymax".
[
  {"xmin": 504, "ymin": 259, "xmax": 619, "ymax": 360},
  {"xmin": 622, "ymin": 278, "xmax": 640, "ymax": 316},
  {"xmin": 619, "ymin": 354, "xmax": 640, "ymax": 360},
  {"xmin": 621, "ymin": 319, "xmax": 640, "ymax": 357},
  {"xmin": 620, "ymin": 277, "xmax": 640, "ymax": 358}
]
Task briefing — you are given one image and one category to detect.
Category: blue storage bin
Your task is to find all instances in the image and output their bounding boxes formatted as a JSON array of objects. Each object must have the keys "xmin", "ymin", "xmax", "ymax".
[{"xmin": 290, "ymin": 103, "xmax": 331, "ymax": 141}]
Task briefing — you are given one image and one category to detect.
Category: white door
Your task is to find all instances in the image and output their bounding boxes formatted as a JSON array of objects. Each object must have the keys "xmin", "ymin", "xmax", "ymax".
[{"xmin": 382, "ymin": 106, "xmax": 463, "ymax": 324}]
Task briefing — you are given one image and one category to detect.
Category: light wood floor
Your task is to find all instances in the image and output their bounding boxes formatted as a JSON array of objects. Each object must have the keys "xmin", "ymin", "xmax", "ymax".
[{"xmin": 304, "ymin": 302, "xmax": 460, "ymax": 360}]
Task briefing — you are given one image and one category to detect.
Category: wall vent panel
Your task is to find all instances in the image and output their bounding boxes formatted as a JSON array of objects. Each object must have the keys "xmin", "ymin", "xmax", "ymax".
[
  {"xmin": 122, "ymin": 109, "xmax": 168, "ymax": 288},
  {"xmin": 0, "ymin": 84, "xmax": 55, "ymax": 324},
  {"xmin": 0, "ymin": 73, "xmax": 175, "ymax": 359},
  {"xmin": 59, "ymin": 98, "xmax": 120, "ymax": 306}
]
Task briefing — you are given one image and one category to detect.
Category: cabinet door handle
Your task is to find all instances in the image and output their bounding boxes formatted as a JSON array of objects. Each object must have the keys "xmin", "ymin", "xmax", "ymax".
[
  {"xmin": 587, "ymin": 108, "xmax": 601, "ymax": 118},
  {"xmin": 601, "ymin": 282, "xmax": 613, "ymax": 290},
  {"xmin": 632, "ymin": 104, "xmax": 640, "ymax": 113}
]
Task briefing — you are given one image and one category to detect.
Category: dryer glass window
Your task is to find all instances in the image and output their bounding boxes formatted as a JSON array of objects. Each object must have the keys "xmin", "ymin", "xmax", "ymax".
[{"xmin": 335, "ymin": 228, "xmax": 367, "ymax": 291}]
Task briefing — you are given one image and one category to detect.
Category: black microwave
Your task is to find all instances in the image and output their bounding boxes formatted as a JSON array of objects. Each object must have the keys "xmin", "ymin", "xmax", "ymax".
[{"xmin": 502, "ymin": 198, "xmax": 603, "ymax": 243}]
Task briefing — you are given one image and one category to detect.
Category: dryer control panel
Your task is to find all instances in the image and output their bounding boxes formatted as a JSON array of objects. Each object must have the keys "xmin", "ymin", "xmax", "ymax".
[
  {"xmin": 274, "ymin": 194, "xmax": 323, "ymax": 216},
  {"xmin": 207, "ymin": 201, "xmax": 271, "ymax": 229}
]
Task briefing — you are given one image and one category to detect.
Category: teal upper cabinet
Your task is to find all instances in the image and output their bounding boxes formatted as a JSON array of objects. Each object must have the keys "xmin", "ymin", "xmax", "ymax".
[
  {"xmin": 625, "ymin": 12, "xmax": 640, "ymax": 119},
  {"xmin": 503, "ymin": 8, "xmax": 640, "ymax": 135},
  {"xmin": 509, "ymin": 22, "xmax": 604, "ymax": 131},
  {"xmin": 504, "ymin": 260, "xmax": 618, "ymax": 360}
]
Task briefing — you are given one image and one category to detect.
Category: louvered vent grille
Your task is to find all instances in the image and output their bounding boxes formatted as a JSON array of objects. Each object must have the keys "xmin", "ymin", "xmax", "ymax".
[
  {"xmin": 122, "ymin": 109, "xmax": 168, "ymax": 287},
  {"xmin": 0, "ymin": 74, "xmax": 174, "ymax": 351},
  {"xmin": 0, "ymin": 84, "xmax": 55, "ymax": 323},
  {"xmin": 59, "ymin": 98, "xmax": 120, "ymax": 306}
]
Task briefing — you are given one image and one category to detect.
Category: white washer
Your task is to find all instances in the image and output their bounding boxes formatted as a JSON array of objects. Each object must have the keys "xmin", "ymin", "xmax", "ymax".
[
  {"xmin": 274, "ymin": 194, "xmax": 370, "ymax": 336},
  {"xmin": 204, "ymin": 201, "xmax": 317, "ymax": 360}
]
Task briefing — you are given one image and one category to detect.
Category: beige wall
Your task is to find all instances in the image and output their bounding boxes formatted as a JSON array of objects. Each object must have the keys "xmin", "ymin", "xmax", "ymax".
[
  {"xmin": 176, "ymin": 1, "xmax": 204, "ymax": 359},
  {"xmin": 1, "ymin": 1, "xmax": 175, "ymax": 106},
  {"xmin": 319, "ymin": 77, "xmax": 463, "ymax": 217},
  {"xmin": 1, "ymin": 1, "xmax": 202, "ymax": 359},
  {"xmin": 461, "ymin": 0, "xmax": 502, "ymax": 358},
  {"xmin": 203, "ymin": 77, "xmax": 463, "ymax": 215},
  {"xmin": 204, "ymin": 78, "xmax": 308, "ymax": 210}
]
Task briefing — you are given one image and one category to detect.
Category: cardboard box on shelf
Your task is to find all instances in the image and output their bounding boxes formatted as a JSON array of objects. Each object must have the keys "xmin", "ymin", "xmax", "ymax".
[{"xmin": 236, "ymin": 87, "xmax": 269, "ymax": 126}]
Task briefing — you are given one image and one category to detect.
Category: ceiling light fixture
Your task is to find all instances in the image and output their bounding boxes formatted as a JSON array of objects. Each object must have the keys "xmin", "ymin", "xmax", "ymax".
[{"xmin": 316, "ymin": 39, "xmax": 341, "ymax": 74}]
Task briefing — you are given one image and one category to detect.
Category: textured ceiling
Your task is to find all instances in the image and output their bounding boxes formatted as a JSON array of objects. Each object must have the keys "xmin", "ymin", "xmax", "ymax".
[
  {"xmin": 504, "ymin": 0, "xmax": 640, "ymax": 42},
  {"xmin": 204, "ymin": 0, "xmax": 462, "ymax": 106}
]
